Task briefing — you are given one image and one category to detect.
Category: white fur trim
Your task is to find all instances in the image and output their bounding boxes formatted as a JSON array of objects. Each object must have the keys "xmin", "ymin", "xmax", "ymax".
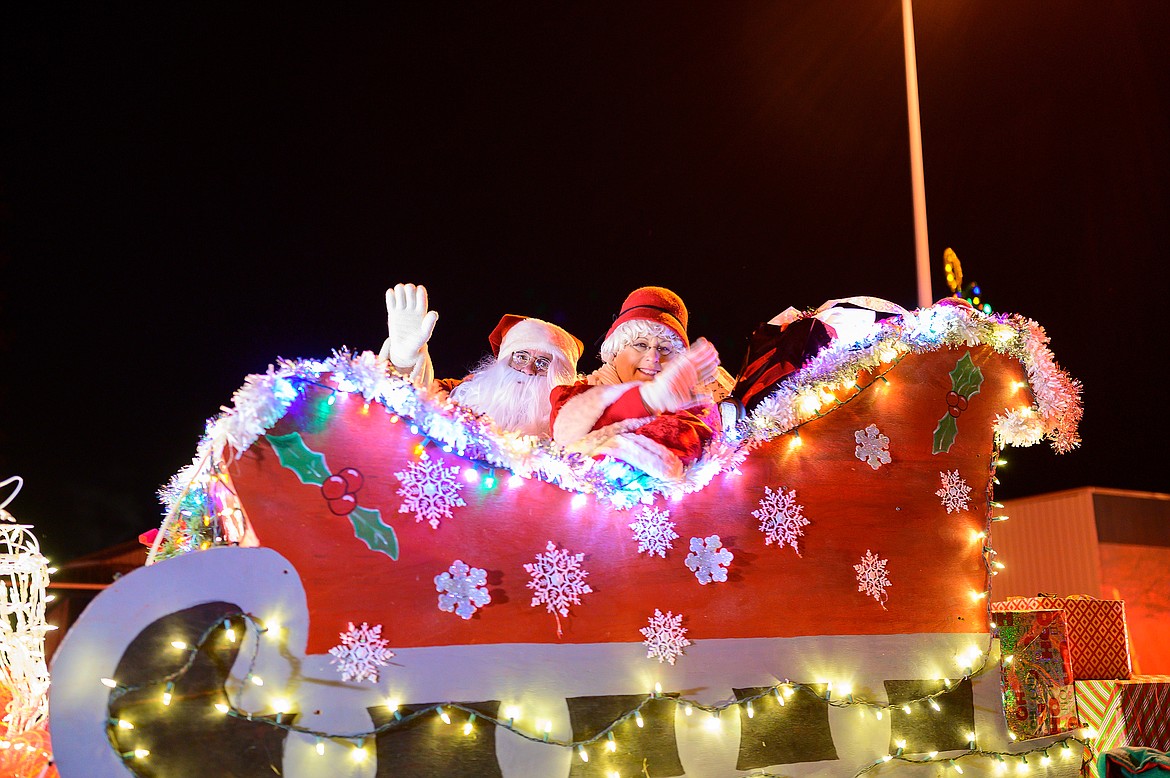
[
  {"xmin": 552, "ymin": 383, "xmax": 643, "ymax": 445},
  {"xmin": 501, "ymin": 318, "xmax": 582, "ymax": 365},
  {"xmin": 592, "ymin": 433, "xmax": 684, "ymax": 482}
]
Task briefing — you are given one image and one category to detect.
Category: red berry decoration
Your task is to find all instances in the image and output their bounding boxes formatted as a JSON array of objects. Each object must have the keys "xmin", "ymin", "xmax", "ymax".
[
  {"xmin": 321, "ymin": 475, "xmax": 348, "ymax": 500},
  {"xmin": 945, "ymin": 391, "xmax": 969, "ymax": 417},
  {"xmin": 328, "ymin": 493, "xmax": 358, "ymax": 516},
  {"xmin": 339, "ymin": 467, "xmax": 364, "ymax": 493}
]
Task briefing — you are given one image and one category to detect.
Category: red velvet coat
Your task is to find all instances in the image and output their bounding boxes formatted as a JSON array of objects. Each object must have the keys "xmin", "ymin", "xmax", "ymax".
[{"xmin": 549, "ymin": 380, "xmax": 719, "ymax": 481}]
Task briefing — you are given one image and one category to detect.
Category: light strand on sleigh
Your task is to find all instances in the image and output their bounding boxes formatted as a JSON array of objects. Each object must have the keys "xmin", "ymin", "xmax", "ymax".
[
  {"xmin": 853, "ymin": 736, "xmax": 1090, "ymax": 777},
  {"xmin": 101, "ymin": 611, "xmax": 1030, "ymax": 770},
  {"xmin": 742, "ymin": 350, "xmax": 908, "ymax": 453}
]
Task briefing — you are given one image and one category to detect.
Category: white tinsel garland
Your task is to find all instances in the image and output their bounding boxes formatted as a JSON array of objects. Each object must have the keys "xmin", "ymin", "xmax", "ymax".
[{"xmin": 155, "ymin": 304, "xmax": 1083, "ymax": 551}]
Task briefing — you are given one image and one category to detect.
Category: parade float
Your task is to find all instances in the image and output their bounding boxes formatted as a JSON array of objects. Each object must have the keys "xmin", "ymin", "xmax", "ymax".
[{"xmin": 46, "ymin": 299, "xmax": 1108, "ymax": 777}]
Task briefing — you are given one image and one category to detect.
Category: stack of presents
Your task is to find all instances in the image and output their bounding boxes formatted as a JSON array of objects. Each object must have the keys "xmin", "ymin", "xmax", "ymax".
[{"xmin": 993, "ymin": 594, "xmax": 1170, "ymax": 775}]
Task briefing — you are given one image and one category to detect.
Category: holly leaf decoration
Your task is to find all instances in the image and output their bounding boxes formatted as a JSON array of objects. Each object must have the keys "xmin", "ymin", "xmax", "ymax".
[
  {"xmin": 266, "ymin": 432, "xmax": 332, "ymax": 485},
  {"xmin": 932, "ymin": 353, "xmax": 985, "ymax": 454},
  {"xmin": 932, "ymin": 414, "xmax": 959, "ymax": 454},
  {"xmin": 349, "ymin": 506, "xmax": 399, "ymax": 560},
  {"xmin": 949, "ymin": 352, "xmax": 984, "ymax": 399}
]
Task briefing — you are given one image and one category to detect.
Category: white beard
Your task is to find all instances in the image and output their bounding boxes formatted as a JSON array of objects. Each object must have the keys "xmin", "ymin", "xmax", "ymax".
[{"xmin": 449, "ymin": 358, "xmax": 558, "ymax": 437}]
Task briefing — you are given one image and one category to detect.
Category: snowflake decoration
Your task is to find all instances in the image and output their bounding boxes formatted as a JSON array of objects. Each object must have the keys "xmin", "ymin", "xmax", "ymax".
[
  {"xmin": 854, "ymin": 423, "xmax": 892, "ymax": 470},
  {"xmin": 328, "ymin": 622, "xmax": 395, "ymax": 683},
  {"xmin": 854, "ymin": 550, "xmax": 891, "ymax": 609},
  {"xmin": 684, "ymin": 535, "xmax": 733, "ymax": 585},
  {"xmin": 936, "ymin": 470, "xmax": 972, "ymax": 514},
  {"xmin": 394, "ymin": 455, "xmax": 466, "ymax": 529},
  {"xmin": 641, "ymin": 609, "xmax": 691, "ymax": 665},
  {"xmin": 524, "ymin": 541, "xmax": 593, "ymax": 617},
  {"xmin": 752, "ymin": 486, "xmax": 810, "ymax": 555},
  {"xmin": 435, "ymin": 560, "xmax": 491, "ymax": 619},
  {"xmin": 629, "ymin": 507, "xmax": 679, "ymax": 558}
]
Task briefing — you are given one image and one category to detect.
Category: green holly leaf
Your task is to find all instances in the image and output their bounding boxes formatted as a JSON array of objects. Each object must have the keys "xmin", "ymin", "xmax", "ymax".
[
  {"xmin": 932, "ymin": 413, "xmax": 959, "ymax": 454},
  {"xmin": 949, "ymin": 352, "xmax": 985, "ymax": 399},
  {"xmin": 266, "ymin": 432, "xmax": 332, "ymax": 485},
  {"xmin": 348, "ymin": 506, "xmax": 399, "ymax": 560}
]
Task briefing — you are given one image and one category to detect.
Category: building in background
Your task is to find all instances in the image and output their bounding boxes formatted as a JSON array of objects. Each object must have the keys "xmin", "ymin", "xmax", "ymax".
[
  {"xmin": 992, "ymin": 487, "xmax": 1170, "ymax": 674},
  {"xmin": 45, "ymin": 539, "xmax": 146, "ymax": 662}
]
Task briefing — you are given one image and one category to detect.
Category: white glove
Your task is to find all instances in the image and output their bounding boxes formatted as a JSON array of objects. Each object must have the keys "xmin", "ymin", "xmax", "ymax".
[
  {"xmin": 689, "ymin": 337, "xmax": 720, "ymax": 386},
  {"xmin": 378, "ymin": 283, "xmax": 439, "ymax": 370},
  {"xmin": 640, "ymin": 338, "xmax": 719, "ymax": 414}
]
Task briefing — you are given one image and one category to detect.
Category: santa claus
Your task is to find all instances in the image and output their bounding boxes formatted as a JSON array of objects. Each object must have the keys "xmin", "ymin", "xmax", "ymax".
[
  {"xmin": 549, "ymin": 286, "xmax": 722, "ymax": 481},
  {"xmin": 379, "ymin": 283, "xmax": 583, "ymax": 437}
]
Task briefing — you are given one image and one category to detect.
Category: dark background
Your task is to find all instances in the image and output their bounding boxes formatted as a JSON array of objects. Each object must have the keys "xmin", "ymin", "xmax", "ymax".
[{"xmin": 2, "ymin": 3, "xmax": 1167, "ymax": 565}]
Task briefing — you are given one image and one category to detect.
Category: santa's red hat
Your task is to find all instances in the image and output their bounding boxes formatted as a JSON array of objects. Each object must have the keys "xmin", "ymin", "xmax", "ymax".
[
  {"xmin": 604, "ymin": 286, "xmax": 689, "ymax": 347},
  {"xmin": 489, "ymin": 314, "xmax": 583, "ymax": 366}
]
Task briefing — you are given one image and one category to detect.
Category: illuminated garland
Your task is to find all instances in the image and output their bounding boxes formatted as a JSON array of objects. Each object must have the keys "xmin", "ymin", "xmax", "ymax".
[
  {"xmin": 742, "ymin": 303, "xmax": 1081, "ymax": 454},
  {"xmin": 130, "ymin": 450, "xmax": 1068, "ymax": 774},
  {"xmin": 101, "ymin": 608, "xmax": 1094, "ymax": 777},
  {"xmin": 152, "ymin": 301, "xmax": 1081, "ymax": 561}
]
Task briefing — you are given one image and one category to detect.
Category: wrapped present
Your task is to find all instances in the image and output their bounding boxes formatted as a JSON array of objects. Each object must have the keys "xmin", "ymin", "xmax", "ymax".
[
  {"xmin": 996, "ymin": 609, "xmax": 1080, "ymax": 740},
  {"xmin": 993, "ymin": 595, "xmax": 1132, "ymax": 680},
  {"xmin": 1077, "ymin": 676, "xmax": 1170, "ymax": 754}
]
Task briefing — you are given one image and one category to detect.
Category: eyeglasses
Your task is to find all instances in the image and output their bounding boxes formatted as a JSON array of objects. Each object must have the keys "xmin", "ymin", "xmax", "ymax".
[
  {"xmin": 509, "ymin": 351, "xmax": 552, "ymax": 375},
  {"xmin": 627, "ymin": 339, "xmax": 677, "ymax": 359}
]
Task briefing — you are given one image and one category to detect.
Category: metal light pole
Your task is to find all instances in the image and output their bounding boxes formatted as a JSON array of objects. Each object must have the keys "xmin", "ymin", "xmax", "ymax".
[{"xmin": 902, "ymin": 0, "xmax": 932, "ymax": 308}]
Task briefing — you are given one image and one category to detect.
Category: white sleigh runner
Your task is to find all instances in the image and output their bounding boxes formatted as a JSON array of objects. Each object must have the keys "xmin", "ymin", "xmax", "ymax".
[{"xmin": 48, "ymin": 300, "xmax": 1089, "ymax": 777}]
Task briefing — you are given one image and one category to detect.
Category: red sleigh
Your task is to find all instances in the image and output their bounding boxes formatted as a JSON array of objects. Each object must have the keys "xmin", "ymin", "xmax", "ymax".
[{"xmin": 50, "ymin": 301, "xmax": 1086, "ymax": 777}]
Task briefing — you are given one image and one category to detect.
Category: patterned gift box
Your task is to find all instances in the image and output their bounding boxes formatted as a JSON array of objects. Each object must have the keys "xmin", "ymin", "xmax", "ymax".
[
  {"xmin": 1077, "ymin": 676, "xmax": 1170, "ymax": 752},
  {"xmin": 996, "ymin": 609, "xmax": 1080, "ymax": 740},
  {"xmin": 993, "ymin": 595, "xmax": 1132, "ymax": 680},
  {"xmin": 1077, "ymin": 676, "xmax": 1170, "ymax": 777}
]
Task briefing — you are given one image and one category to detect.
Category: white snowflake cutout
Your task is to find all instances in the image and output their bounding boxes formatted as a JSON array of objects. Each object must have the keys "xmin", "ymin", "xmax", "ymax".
[
  {"xmin": 684, "ymin": 535, "xmax": 733, "ymax": 585},
  {"xmin": 641, "ymin": 609, "xmax": 691, "ymax": 665},
  {"xmin": 524, "ymin": 541, "xmax": 593, "ymax": 617},
  {"xmin": 936, "ymin": 470, "xmax": 972, "ymax": 514},
  {"xmin": 629, "ymin": 506, "xmax": 679, "ymax": 558},
  {"xmin": 854, "ymin": 423, "xmax": 892, "ymax": 470},
  {"xmin": 394, "ymin": 455, "xmax": 466, "ymax": 529},
  {"xmin": 854, "ymin": 550, "xmax": 891, "ymax": 609},
  {"xmin": 435, "ymin": 560, "xmax": 491, "ymax": 619},
  {"xmin": 752, "ymin": 486, "xmax": 810, "ymax": 555},
  {"xmin": 328, "ymin": 622, "xmax": 395, "ymax": 683}
]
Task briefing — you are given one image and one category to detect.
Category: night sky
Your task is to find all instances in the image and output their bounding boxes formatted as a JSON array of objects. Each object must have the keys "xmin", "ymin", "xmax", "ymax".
[{"xmin": 2, "ymin": 3, "xmax": 1167, "ymax": 565}]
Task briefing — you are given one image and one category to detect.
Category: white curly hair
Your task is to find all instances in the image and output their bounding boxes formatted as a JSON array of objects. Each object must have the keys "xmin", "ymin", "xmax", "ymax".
[{"xmin": 598, "ymin": 320, "xmax": 685, "ymax": 365}]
